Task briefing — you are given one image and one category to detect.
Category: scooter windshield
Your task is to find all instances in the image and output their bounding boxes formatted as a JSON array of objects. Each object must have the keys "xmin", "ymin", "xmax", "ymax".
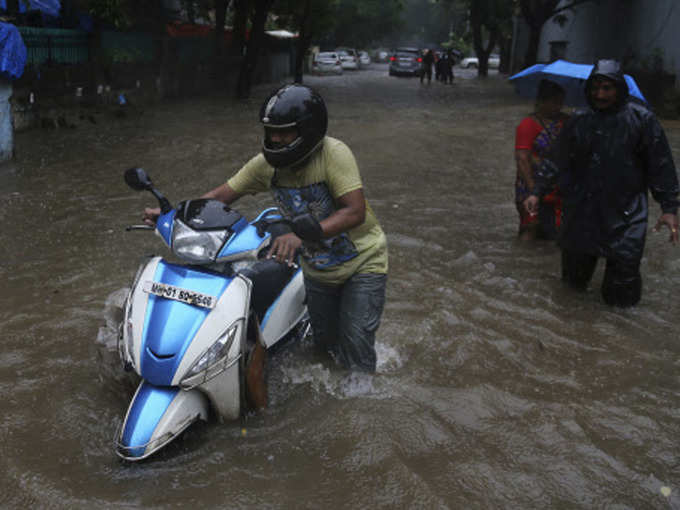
[
  {"xmin": 175, "ymin": 199, "xmax": 248, "ymax": 232},
  {"xmin": 171, "ymin": 200, "xmax": 250, "ymax": 263}
]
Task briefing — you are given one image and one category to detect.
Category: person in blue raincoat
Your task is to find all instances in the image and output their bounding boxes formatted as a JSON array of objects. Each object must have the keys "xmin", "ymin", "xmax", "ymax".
[{"xmin": 523, "ymin": 59, "xmax": 679, "ymax": 307}]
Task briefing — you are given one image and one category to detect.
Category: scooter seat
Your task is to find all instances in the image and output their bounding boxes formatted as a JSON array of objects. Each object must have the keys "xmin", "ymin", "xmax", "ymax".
[{"xmin": 239, "ymin": 258, "xmax": 295, "ymax": 321}]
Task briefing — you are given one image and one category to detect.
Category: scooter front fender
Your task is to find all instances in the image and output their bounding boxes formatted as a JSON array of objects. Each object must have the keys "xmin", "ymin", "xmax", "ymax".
[{"xmin": 116, "ymin": 380, "xmax": 209, "ymax": 461}]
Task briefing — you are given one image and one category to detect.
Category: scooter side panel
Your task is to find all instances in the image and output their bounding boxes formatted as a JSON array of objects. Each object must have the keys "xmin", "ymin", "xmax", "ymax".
[
  {"xmin": 127, "ymin": 257, "xmax": 163, "ymax": 370},
  {"xmin": 215, "ymin": 208, "xmax": 280, "ymax": 262},
  {"xmin": 141, "ymin": 262, "xmax": 233, "ymax": 386},
  {"xmin": 118, "ymin": 381, "xmax": 209, "ymax": 461},
  {"xmin": 261, "ymin": 268, "xmax": 307, "ymax": 348},
  {"xmin": 155, "ymin": 209, "xmax": 176, "ymax": 247},
  {"xmin": 216, "ymin": 223, "xmax": 268, "ymax": 262},
  {"xmin": 199, "ymin": 361, "xmax": 241, "ymax": 421},
  {"xmin": 119, "ymin": 381, "xmax": 178, "ymax": 459}
]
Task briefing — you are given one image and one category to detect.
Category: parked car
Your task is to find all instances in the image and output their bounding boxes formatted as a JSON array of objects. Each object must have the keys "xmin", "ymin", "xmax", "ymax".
[
  {"xmin": 312, "ymin": 52, "xmax": 343, "ymax": 75},
  {"xmin": 459, "ymin": 53, "xmax": 500, "ymax": 69},
  {"xmin": 335, "ymin": 48, "xmax": 360, "ymax": 70},
  {"xmin": 388, "ymin": 47, "xmax": 422, "ymax": 77},
  {"xmin": 358, "ymin": 51, "xmax": 371, "ymax": 66}
]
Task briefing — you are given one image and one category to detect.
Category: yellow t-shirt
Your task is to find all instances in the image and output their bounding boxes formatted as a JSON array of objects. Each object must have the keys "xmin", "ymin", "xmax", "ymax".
[{"xmin": 227, "ymin": 136, "xmax": 388, "ymax": 285}]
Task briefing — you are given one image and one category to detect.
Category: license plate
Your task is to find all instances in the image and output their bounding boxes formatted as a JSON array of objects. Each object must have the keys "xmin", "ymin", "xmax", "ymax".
[{"xmin": 143, "ymin": 281, "xmax": 216, "ymax": 309}]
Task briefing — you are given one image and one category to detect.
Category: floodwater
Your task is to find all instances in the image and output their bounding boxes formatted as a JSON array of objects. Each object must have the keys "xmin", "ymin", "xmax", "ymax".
[{"xmin": 1, "ymin": 64, "xmax": 679, "ymax": 509}]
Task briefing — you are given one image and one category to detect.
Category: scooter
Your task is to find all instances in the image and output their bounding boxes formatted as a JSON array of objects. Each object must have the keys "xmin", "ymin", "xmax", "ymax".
[{"xmin": 115, "ymin": 167, "xmax": 309, "ymax": 461}]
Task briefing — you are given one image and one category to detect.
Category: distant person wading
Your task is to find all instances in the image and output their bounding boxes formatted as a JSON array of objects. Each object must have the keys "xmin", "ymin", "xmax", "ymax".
[{"xmin": 421, "ymin": 49, "xmax": 434, "ymax": 85}]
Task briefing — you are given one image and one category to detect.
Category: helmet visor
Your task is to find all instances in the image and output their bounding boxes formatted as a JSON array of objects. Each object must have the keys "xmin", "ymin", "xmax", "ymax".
[{"xmin": 263, "ymin": 126, "xmax": 300, "ymax": 151}]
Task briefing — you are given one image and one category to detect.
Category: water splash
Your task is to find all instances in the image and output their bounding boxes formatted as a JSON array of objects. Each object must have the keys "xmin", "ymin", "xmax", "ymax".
[{"xmin": 95, "ymin": 287, "xmax": 128, "ymax": 352}]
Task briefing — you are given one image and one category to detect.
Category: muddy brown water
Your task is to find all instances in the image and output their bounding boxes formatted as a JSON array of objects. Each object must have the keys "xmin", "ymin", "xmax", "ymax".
[{"xmin": 1, "ymin": 64, "xmax": 679, "ymax": 509}]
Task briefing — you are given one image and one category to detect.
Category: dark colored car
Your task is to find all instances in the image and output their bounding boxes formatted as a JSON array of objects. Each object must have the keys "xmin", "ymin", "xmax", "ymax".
[{"xmin": 388, "ymin": 47, "xmax": 422, "ymax": 77}]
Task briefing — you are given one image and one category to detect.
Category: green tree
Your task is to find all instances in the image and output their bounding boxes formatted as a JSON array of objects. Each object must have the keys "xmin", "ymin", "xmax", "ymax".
[
  {"xmin": 330, "ymin": 0, "xmax": 404, "ymax": 48},
  {"xmin": 78, "ymin": 0, "xmax": 135, "ymax": 29},
  {"xmin": 275, "ymin": 0, "xmax": 338, "ymax": 83},
  {"xmin": 274, "ymin": 0, "xmax": 402, "ymax": 83},
  {"xmin": 399, "ymin": 0, "xmax": 457, "ymax": 48},
  {"xmin": 467, "ymin": 0, "xmax": 512, "ymax": 77},
  {"xmin": 236, "ymin": 0, "xmax": 274, "ymax": 98}
]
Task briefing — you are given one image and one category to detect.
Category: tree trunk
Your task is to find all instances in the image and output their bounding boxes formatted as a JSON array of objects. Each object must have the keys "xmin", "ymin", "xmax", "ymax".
[
  {"xmin": 498, "ymin": 34, "xmax": 511, "ymax": 74},
  {"xmin": 232, "ymin": 0, "xmax": 249, "ymax": 57},
  {"xmin": 294, "ymin": 0, "xmax": 313, "ymax": 83},
  {"xmin": 236, "ymin": 0, "xmax": 272, "ymax": 99},
  {"xmin": 152, "ymin": 0, "xmax": 173, "ymax": 100},
  {"xmin": 185, "ymin": 1, "xmax": 195, "ymax": 23},
  {"xmin": 87, "ymin": 20, "xmax": 104, "ymax": 96},
  {"xmin": 215, "ymin": 0, "xmax": 230, "ymax": 58},
  {"xmin": 470, "ymin": 3, "xmax": 498, "ymax": 78},
  {"xmin": 523, "ymin": 25, "xmax": 542, "ymax": 68}
]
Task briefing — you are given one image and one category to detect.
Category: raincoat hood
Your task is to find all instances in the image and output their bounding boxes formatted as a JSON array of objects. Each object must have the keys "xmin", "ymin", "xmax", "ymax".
[{"xmin": 585, "ymin": 59, "xmax": 629, "ymax": 110}]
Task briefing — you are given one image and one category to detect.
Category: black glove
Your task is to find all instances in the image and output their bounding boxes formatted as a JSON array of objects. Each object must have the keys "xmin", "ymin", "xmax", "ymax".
[{"xmin": 291, "ymin": 213, "xmax": 323, "ymax": 242}]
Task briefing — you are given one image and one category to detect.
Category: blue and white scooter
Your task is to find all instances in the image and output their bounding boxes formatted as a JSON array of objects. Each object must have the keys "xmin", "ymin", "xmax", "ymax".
[{"xmin": 116, "ymin": 168, "xmax": 309, "ymax": 461}]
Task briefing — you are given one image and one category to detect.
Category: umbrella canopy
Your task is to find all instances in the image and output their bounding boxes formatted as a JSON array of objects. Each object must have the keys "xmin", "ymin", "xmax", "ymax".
[
  {"xmin": 509, "ymin": 59, "xmax": 646, "ymax": 107},
  {"xmin": 0, "ymin": 22, "xmax": 26, "ymax": 81}
]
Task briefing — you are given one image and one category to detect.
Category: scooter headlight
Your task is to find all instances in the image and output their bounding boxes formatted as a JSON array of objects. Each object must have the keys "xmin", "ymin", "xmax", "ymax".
[
  {"xmin": 171, "ymin": 220, "xmax": 228, "ymax": 263},
  {"xmin": 181, "ymin": 323, "xmax": 240, "ymax": 387}
]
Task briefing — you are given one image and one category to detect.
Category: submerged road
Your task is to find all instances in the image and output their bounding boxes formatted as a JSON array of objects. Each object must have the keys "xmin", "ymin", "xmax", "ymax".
[{"xmin": 0, "ymin": 63, "xmax": 679, "ymax": 509}]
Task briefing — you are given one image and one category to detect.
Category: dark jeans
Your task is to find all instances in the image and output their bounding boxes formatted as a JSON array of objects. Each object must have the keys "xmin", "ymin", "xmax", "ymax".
[
  {"xmin": 420, "ymin": 65, "xmax": 432, "ymax": 83},
  {"xmin": 561, "ymin": 250, "xmax": 642, "ymax": 307},
  {"xmin": 304, "ymin": 273, "xmax": 387, "ymax": 372}
]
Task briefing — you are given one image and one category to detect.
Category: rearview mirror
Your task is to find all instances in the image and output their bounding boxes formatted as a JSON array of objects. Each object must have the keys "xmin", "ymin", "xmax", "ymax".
[{"xmin": 124, "ymin": 167, "xmax": 153, "ymax": 191}]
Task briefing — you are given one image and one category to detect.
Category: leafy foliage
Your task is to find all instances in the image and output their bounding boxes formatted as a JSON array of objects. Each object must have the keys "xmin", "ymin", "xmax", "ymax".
[
  {"xmin": 79, "ymin": 0, "xmax": 133, "ymax": 29},
  {"xmin": 331, "ymin": 0, "xmax": 403, "ymax": 48},
  {"xmin": 273, "ymin": 0, "xmax": 404, "ymax": 49}
]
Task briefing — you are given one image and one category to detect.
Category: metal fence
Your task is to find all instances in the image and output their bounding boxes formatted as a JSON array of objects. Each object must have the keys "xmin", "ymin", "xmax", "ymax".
[
  {"xmin": 19, "ymin": 27, "xmax": 89, "ymax": 66},
  {"xmin": 18, "ymin": 26, "xmax": 209, "ymax": 66}
]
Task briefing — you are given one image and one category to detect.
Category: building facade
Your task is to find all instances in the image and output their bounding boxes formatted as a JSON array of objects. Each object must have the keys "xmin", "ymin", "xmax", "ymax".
[{"xmin": 516, "ymin": 0, "xmax": 679, "ymax": 89}]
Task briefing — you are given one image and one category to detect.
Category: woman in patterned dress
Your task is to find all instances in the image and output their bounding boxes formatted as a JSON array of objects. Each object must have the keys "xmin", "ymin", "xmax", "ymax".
[{"xmin": 514, "ymin": 79, "xmax": 569, "ymax": 240}]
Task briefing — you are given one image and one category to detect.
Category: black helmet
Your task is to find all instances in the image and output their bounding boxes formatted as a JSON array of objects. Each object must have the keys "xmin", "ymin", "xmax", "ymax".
[{"xmin": 260, "ymin": 84, "xmax": 328, "ymax": 168}]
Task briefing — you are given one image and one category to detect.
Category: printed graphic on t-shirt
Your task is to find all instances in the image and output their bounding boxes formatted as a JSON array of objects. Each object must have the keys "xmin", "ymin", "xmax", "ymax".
[{"xmin": 271, "ymin": 182, "xmax": 358, "ymax": 269}]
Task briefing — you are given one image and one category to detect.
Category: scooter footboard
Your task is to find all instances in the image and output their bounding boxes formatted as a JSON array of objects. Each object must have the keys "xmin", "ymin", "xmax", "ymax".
[{"xmin": 116, "ymin": 380, "xmax": 209, "ymax": 461}]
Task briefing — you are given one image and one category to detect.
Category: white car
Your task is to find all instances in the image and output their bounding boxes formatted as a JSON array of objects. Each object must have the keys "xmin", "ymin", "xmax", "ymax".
[
  {"xmin": 460, "ymin": 53, "xmax": 500, "ymax": 69},
  {"xmin": 312, "ymin": 52, "xmax": 343, "ymax": 75},
  {"xmin": 359, "ymin": 51, "xmax": 371, "ymax": 66},
  {"xmin": 336, "ymin": 48, "xmax": 359, "ymax": 70}
]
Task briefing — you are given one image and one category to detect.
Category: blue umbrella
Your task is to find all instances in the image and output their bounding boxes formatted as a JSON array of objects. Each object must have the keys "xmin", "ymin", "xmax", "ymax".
[{"xmin": 509, "ymin": 59, "xmax": 647, "ymax": 107}]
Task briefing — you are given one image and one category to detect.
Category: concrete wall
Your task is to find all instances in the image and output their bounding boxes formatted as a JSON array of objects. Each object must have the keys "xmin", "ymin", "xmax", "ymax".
[
  {"xmin": 537, "ymin": 0, "xmax": 622, "ymax": 64},
  {"xmin": 625, "ymin": 0, "xmax": 680, "ymax": 79}
]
